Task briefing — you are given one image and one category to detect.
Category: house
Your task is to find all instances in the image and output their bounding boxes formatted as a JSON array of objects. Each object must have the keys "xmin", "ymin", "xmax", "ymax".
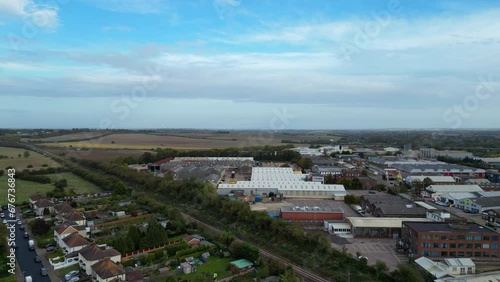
[
  {"xmin": 29, "ymin": 192, "xmax": 44, "ymax": 206},
  {"xmin": 64, "ymin": 212, "xmax": 87, "ymax": 226},
  {"xmin": 33, "ymin": 199, "xmax": 55, "ymax": 216},
  {"xmin": 91, "ymin": 257, "xmax": 126, "ymax": 282},
  {"xmin": 415, "ymin": 257, "xmax": 476, "ymax": 279},
  {"xmin": 182, "ymin": 235, "xmax": 200, "ymax": 246},
  {"xmin": 78, "ymin": 243, "xmax": 121, "ymax": 275},
  {"xmin": 126, "ymin": 269, "xmax": 144, "ymax": 282},
  {"xmin": 180, "ymin": 262, "xmax": 197, "ymax": 274},
  {"xmin": 55, "ymin": 202, "xmax": 73, "ymax": 215},
  {"xmin": 60, "ymin": 232, "xmax": 90, "ymax": 254},
  {"xmin": 229, "ymin": 259, "xmax": 254, "ymax": 274},
  {"xmin": 54, "ymin": 223, "xmax": 88, "ymax": 246}
]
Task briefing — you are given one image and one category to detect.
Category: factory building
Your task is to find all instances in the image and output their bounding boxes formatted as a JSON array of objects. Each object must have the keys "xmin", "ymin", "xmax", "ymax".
[{"xmin": 217, "ymin": 167, "xmax": 346, "ymax": 200}]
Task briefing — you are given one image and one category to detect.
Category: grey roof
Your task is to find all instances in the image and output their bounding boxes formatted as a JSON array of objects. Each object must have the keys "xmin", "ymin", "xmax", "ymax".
[
  {"xmin": 314, "ymin": 166, "xmax": 343, "ymax": 173},
  {"xmin": 403, "ymin": 222, "xmax": 496, "ymax": 233},
  {"xmin": 392, "ymin": 163, "xmax": 485, "ymax": 172},
  {"xmin": 377, "ymin": 203, "xmax": 427, "ymax": 216},
  {"xmin": 470, "ymin": 196, "xmax": 500, "ymax": 207}
]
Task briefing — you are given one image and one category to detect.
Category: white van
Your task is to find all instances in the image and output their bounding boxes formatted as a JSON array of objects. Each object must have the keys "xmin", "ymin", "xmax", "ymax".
[{"xmin": 354, "ymin": 205, "xmax": 363, "ymax": 213}]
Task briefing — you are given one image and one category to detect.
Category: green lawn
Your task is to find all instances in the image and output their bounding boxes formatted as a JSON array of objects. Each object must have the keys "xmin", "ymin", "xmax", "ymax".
[
  {"xmin": 0, "ymin": 174, "xmax": 54, "ymax": 205},
  {"xmin": 174, "ymin": 257, "xmax": 233, "ymax": 280},
  {"xmin": 0, "ymin": 147, "xmax": 59, "ymax": 170},
  {"xmin": 55, "ymin": 263, "xmax": 80, "ymax": 277},
  {"xmin": 47, "ymin": 173, "xmax": 101, "ymax": 194},
  {"xmin": 0, "ymin": 172, "xmax": 101, "ymax": 205}
]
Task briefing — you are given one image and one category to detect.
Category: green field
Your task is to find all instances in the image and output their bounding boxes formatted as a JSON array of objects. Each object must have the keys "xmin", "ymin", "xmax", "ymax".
[
  {"xmin": 0, "ymin": 147, "xmax": 59, "ymax": 170},
  {"xmin": 0, "ymin": 172, "xmax": 101, "ymax": 204},
  {"xmin": 47, "ymin": 173, "xmax": 101, "ymax": 194},
  {"xmin": 174, "ymin": 257, "xmax": 233, "ymax": 280}
]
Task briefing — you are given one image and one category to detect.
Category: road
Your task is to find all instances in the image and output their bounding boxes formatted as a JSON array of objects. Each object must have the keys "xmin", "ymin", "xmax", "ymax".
[
  {"xmin": 182, "ymin": 213, "xmax": 330, "ymax": 282},
  {"xmin": 4, "ymin": 211, "xmax": 51, "ymax": 282}
]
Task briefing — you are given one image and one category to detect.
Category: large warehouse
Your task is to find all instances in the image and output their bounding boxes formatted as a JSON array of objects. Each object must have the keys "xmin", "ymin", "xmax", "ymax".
[{"xmin": 217, "ymin": 167, "xmax": 347, "ymax": 200}]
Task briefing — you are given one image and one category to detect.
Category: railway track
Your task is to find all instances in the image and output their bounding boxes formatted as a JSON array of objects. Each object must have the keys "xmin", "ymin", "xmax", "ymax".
[{"xmin": 182, "ymin": 213, "xmax": 330, "ymax": 282}]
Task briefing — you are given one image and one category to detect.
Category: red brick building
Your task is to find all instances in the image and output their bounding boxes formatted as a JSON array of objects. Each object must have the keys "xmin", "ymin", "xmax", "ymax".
[{"xmin": 401, "ymin": 222, "xmax": 500, "ymax": 259}]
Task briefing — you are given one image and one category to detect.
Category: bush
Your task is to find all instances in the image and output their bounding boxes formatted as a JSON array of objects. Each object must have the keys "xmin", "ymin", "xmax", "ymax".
[
  {"xmin": 31, "ymin": 219, "xmax": 51, "ymax": 235},
  {"xmin": 345, "ymin": 194, "xmax": 361, "ymax": 204},
  {"xmin": 27, "ymin": 164, "xmax": 33, "ymax": 168}
]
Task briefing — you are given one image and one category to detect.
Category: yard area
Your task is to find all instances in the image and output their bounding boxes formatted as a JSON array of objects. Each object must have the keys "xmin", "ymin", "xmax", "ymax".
[
  {"xmin": 55, "ymin": 263, "xmax": 80, "ymax": 277},
  {"xmin": 0, "ymin": 146, "xmax": 59, "ymax": 170},
  {"xmin": 174, "ymin": 257, "xmax": 233, "ymax": 280}
]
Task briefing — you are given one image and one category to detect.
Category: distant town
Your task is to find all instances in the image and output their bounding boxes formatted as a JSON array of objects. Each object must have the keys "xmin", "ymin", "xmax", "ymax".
[{"xmin": 0, "ymin": 129, "xmax": 499, "ymax": 282}]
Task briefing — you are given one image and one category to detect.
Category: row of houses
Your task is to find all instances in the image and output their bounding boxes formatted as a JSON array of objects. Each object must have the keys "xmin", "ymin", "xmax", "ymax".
[{"xmin": 29, "ymin": 193, "xmax": 138, "ymax": 282}]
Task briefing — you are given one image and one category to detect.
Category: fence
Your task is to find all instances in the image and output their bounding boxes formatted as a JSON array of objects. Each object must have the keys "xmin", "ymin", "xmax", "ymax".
[{"xmin": 122, "ymin": 239, "xmax": 182, "ymax": 261}]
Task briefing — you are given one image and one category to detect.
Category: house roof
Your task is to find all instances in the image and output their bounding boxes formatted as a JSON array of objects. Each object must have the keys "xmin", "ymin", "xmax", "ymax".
[
  {"xmin": 444, "ymin": 258, "xmax": 475, "ymax": 267},
  {"xmin": 65, "ymin": 212, "xmax": 85, "ymax": 222},
  {"xmin": 92, "ymin": 258, "xmax": 125, "ymax": 279},
  {"xmin": 35, "ymin": 199, "xmax": 54, "ymax": 208},
  {"xmin": 126, "ymin": 269, "xmax": 144, "ymax": 282},
  {"xmin": 55, "ymin": 202, "xmax": 73, "ymax": 213},
  {"xmin": 56, "ymin": 223, "xmax": 78, "ymax": 235},
  {"xmin": 30, "ymin": 192, "xmax": 44, "ymax": 201},
  {"xmin": 62, "ymin": 232, "xmax": 90, "ymax": 248},
  {"xmin": 470, "ymin": 196, "xmax": 500, "ymax": 207},
  {"xmin": 230, "ymin": 259, "xmax": 254, "ymax": 269},
  {"xmin": 79, "ymin": 244, "xmax": 121, "ymax": 261},
  {"xmin": 414, "ymin": 257, "xmax": 448, "ymax": 279},
  {"xmin": 182, "ymin": 234, "xmax": 198, "ymax": 243}
]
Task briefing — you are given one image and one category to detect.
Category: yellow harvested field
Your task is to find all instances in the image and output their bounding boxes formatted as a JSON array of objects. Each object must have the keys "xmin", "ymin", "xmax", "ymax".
[{"xmin": 40, "ymin": 132, "xmax": 341, "ymax": 150}]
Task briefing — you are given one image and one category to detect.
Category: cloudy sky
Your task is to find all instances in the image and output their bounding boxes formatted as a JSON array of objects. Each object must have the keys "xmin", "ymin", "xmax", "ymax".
[{"xmin": 1, "ymin": 0, "xmax": 499, "ymax": 129}]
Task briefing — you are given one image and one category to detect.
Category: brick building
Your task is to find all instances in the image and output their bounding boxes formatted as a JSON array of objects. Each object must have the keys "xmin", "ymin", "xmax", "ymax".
[
  {"xmin": 401, "ymin": 222, "xmax": 500, "ymax": 259},
  {"xmin": 280, "ymin": 206, "xmax": 343, "ymax": 223}
]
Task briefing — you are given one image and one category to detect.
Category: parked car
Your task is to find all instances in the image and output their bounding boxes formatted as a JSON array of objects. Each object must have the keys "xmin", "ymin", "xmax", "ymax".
[
  {"xmin": 40, "ymin": 267, "xmax": 48, "ymax": 276},
  {"xmin": 0, "ymin": 213, "xmax": 4, "ymax": 218},
  {"xmin": 24, "ymin": 232, "xmax": 28, "ymax": 238},
  {"xmin": 67, "ymin": 277, "xmax": 80, "ymax": 282},
  {"xmin": 65, "ymin": 270, "xmax": 79, "ymax": 281},
  {"xmin": 2, "ymin": 219, "xmax": 6, "ymax": 224},
  {"xmin": 46, "ymin": 245, "xmax": 56, "ymax": 252},
  {"xmin": 34, "ymin": 255, "xmax": 41, "ymax": 263},
  {"xmin": 19, "ymin": 225, "xmax": 25, "ymax": 230}
]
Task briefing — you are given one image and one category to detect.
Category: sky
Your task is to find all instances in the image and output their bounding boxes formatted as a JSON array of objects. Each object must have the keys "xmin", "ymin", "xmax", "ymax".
[{"xmin": 1, "ymin": 0, "xmax": 500, "ymax": 130}]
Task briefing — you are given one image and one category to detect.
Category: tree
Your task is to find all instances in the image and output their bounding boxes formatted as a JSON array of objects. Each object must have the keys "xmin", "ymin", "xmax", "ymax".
[
  {"xmin": 390, "ymin": 264, "xmax": 425, "ymax": 282},
  {"xmin": 423, "ymin": 177, "xmax": 433, "ymax": 188},
  {"xmin": 0, "ymin": 170, "xmax": 3, "ymax": 177},
  {"xmin": 31, "ymin": 219, "xmax": 51, "ymax": 235},
  {"xmin": 128, "ymin": 225, "xmax": 142, "ymax": 250},
  {"xmin": 352, "ymin": 178, "xmax": 363, "ymax": 189},
  {"xmin": 18, "ymin": 154, "xmax": 21, "ymax": 158},
  {"xmin": 112, "ymin": 181, "xmax": 129, "ymax": 195},
  {"xmin": 219, "ymin": 231, "xmax": 235, "ymax": 248},
  {"xmin": 324, "ymin": 173, "xmax": 336, "ymax": 184},
  {"xmin": 279, "ymin": 268, "xmax": 300, "ymax": 282},
  {"xmin": 54, "ymin": 178, "xmax": 68, "ymax": 189},
  {"xmin": 374, "ymin": 260, "xmax": 388, "ymax": 278},
  {"xmin": 23, "ymin": 150, "xmax": 30, "ymax": 158},
  {"xmin": 229, "ymin": 241, "xmax": 259, "ymax": 263},
  {"xmin": 297, "ymin": 158, "xmax": 313, "ymax": 170},
  {"xmin": 361, "ymin": 169, "xmax": 368, "ymax": 176}
]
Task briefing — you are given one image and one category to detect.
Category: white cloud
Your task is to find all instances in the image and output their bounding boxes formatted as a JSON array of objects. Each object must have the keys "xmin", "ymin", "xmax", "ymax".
[
  {"xmin": 0, "ymin": 0, "xmax": 60, "ymax": 30},
  {"xmin": 84, "ymin": 0, "xmax": 168, "ymax": 14}
]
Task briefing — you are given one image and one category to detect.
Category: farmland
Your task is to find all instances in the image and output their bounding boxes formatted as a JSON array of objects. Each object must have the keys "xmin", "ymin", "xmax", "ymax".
[
  {"xmin": 0, "ymin": 146, "xmax": 59, "ymax": 170},
  {"xmin": 22, "ymin": 131, "xmax": 110, "ymax": 142},
  {"xmin": 39, "ymin": 132, "xmax": 342, "ymax": 150},
  {"xmin": 0, "ymin": 172, "xmax": 102, "ymax": 204},
  {"xmin": 46, "ymin": 148, "xmax": 153, "ymax": 161}
]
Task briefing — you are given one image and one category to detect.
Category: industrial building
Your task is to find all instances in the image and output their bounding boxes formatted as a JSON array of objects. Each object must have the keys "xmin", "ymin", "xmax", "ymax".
[
  {"xmin": 401, "ymin": 222, "xmax": 500, "ymax": 258},
  {"xmin": 280, "ymin": 206, "xmax": 344, "ymax": 223},
  {"xmin": 217, "ymin": 167, "xmax": 347, "ymax": 200},
  {"xmin": 405, "ymin": 176, "xmax": 457, "ymax": 187},
  {"xmin": 459, "ymin": 196, "xmax": 500, "ymax": 214},
  {"xmin": 421, "ymin": 185, "xmax": 484, "ymax": 200},
  {"xmin": 391, "ymin": 164, "xmax": 486, "ymax": 178},
  {"xmin": 346, "ymin": 217, "xmax": 431, "ymax": 239}
]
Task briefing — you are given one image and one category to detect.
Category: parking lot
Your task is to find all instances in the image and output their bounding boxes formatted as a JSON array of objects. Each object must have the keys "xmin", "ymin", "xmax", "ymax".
[{"xmin": 344, "ymin": 238, "xmax": 407, "ymax": 271}]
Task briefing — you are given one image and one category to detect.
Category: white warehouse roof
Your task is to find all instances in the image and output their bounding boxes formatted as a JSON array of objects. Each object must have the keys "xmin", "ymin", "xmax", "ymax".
[
  {"xmin": 426, "ymin": 185, "xmax": 483, "ymax": 193},
  {"xmin": 406, "ymin": 176, "xmax": 456, "ymax": 183},
  {"xmin": 347, "ymin": 217, "xmax": 431, "ymax": 228}
]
